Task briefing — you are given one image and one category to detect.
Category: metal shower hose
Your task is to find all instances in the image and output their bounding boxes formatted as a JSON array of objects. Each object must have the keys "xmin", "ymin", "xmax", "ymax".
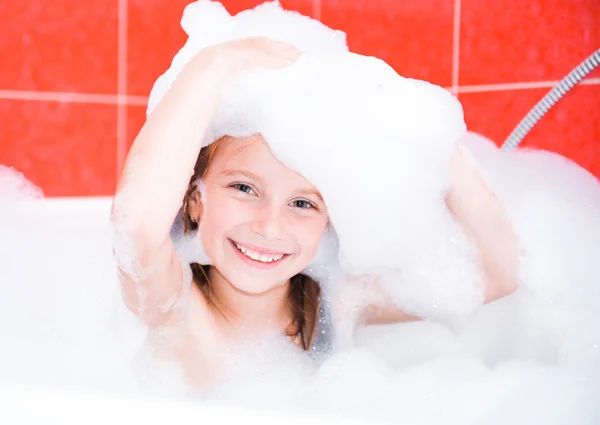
[{"xmin": 501, "ymin": 48, "xmax": 600, "ymax": 152}]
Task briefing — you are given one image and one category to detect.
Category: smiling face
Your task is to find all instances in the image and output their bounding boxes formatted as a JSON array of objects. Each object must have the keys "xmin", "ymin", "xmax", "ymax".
[{"xmin": 194, "ymin": 134, "xmax": 329, "ymax": 295}]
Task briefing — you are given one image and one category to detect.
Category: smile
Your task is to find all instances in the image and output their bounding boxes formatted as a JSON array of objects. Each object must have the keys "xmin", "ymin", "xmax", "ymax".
[{"xmin": 229, "ymin": 239, "xmax": 289, "ymax": 265}]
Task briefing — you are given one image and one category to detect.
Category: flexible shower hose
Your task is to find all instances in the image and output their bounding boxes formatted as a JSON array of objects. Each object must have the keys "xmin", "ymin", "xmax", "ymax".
[{"xmin": 501, "ymin": 48, "xmax": 600, "ymax": 152}]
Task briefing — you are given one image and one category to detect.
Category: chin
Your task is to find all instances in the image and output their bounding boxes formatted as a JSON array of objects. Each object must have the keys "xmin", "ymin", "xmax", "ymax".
[{"xmin": 229, "ymin": 274, "xmax": 287, "ymax": 295}]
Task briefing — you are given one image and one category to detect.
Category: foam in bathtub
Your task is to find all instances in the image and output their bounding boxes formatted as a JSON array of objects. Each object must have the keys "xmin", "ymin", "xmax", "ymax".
[
  {"xmin": 146, "ymin": 0, "xmax": 481, "ymax": 325},
  {"xmin": 0, "ymin": 165, "xmax": 44, "ymax": 200}
]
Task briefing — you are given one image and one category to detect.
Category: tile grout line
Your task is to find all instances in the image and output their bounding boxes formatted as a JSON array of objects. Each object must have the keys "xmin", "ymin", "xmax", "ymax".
[
  {"xmin": 312, "ymin": 0, "xmax": 321, "ymax": 21},
  {"xmin": 451, "ymin": 0, "xmax": 461, "ymax": 95},
  {"xmin": 456, "ymin": 78, "xmax": 600, "ymax": 93},
  {"xmin": 1, "ymin": 78, "xmax": 599, "ymax": 104},
  {"xmin": 0, "ymin": 90, "xmax": 125, "ymax": 104},
  {"xmin": 116, "ymin": 0, "xmax": 128, "ymax": 179}
]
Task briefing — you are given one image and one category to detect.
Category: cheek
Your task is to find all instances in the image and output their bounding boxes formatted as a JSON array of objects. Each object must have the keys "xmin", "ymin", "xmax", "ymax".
[
  {"xmin": 199, "ymin": 192, "xmax": 247, "ymax": 247},
  {"xmin": 294, "ymin": 217, "xmax": 328, "ymax": 258}
]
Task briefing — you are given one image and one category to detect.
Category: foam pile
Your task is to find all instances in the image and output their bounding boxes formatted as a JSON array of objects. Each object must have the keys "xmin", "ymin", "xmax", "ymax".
[
  {"xmin": 149, "ymin": 0, "xmax": 479, "ymax": 324},
  {"xmin": 0, "ymin": 165, "xmax": 44, "ymax": 200}
]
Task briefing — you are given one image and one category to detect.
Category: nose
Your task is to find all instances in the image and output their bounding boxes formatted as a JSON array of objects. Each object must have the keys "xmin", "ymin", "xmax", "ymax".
[{"xmin": 250, "ymin": 201, "xmax": 286, "ymax": 241}]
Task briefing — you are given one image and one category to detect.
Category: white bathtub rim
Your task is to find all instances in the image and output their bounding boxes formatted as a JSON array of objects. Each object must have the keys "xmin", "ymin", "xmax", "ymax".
[{"xmin": 0, "ymin": 382, "xmax": 396, "ymax": 425}]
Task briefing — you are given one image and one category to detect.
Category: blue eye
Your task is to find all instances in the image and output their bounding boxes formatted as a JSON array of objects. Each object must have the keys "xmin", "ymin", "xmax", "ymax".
[
  {"xmin": 292, "ymin": 200, "xmax": 314, "ymax": 209},
  {"xmin": 232, "ymin": 184, "xmax": 255, "ymax": 195}
]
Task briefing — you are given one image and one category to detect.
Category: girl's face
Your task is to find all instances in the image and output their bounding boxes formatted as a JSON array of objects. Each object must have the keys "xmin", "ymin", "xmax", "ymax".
[{"xmin": 198, "ymin": 135, "xmax": 328, "ymax": 294}]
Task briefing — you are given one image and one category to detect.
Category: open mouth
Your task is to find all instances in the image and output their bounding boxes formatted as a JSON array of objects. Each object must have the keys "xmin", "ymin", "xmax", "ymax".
[{"xmin": 229, "ymin": 239, "xmax": 289, "ymax": 266}]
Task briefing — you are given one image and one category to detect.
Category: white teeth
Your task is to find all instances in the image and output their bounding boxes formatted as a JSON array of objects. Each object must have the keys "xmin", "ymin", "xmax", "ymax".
[{"xmin": 234, "ymin": 242, "xmax": 284, "ymax": 263}]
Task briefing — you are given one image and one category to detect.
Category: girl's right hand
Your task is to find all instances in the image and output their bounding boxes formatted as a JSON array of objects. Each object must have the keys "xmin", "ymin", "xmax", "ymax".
[{"xmin": 186, "ymin": 37, "xmax": 302, "ymax": 78}]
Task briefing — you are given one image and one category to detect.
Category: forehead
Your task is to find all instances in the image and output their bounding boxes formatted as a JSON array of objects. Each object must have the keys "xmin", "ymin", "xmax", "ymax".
[
  {"xmin": 216, "ymin": 134, "xmax": 267, "ymax": 165},
  {"xmin": 211, "ymin": 135, "xmax": 317, "ymax": 189}
]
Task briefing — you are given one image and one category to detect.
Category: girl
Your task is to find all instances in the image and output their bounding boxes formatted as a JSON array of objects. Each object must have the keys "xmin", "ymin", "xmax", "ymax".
[{"xmin": 111, "ymin": 37, "xmax": 519, "ymax": 387}]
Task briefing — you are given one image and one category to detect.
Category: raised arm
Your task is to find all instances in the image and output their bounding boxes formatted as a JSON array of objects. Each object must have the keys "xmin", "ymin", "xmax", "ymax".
[
  {"xmin": 445, "ymin": 145, "xmax": 519, "ymax": 303},
  {"xmin": 111, "ymin": 38, "xmax": 301, "ymax": 326},
  {"xmin": 355, "ymin": 145, "xmax": 519, "ymax": 326}
]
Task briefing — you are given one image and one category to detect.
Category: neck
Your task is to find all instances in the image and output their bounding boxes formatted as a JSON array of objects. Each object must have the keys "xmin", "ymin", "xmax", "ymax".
[{"xmin": 205, "ymin": 266, "xmax": 292, "ymax": 337}]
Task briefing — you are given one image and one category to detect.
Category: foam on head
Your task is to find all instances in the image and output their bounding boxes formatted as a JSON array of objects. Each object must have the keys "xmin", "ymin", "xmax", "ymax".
[{"xmin": 150, "ymin": 0, "xmax": 478, "ymax": 324}]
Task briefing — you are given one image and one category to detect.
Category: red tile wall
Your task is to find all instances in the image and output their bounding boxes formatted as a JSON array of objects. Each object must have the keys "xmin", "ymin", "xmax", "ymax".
[{"xmin": 1, "ymin": 0, "xmax": 599, "ymax": 197}]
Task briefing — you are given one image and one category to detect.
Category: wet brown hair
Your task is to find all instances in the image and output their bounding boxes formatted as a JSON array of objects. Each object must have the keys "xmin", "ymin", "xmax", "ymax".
[{"xmin": 182, "ymin": 136, "xmax": 321, "ymax": 350}]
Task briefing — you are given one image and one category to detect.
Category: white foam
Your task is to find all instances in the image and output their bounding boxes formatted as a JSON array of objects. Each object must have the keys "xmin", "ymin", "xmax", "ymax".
[
  {"xmin": 150, "ymin": 0, "xmax": 477, "ymax": 323},
  {"xmin": 1, "ymin": 136, "xmax": 599, "ymax": 423},
  {"xmin": 1, "ymin": 1, "xmax": 599, "ymax": 423},
  {"xmin": 0, "ymin": 165, "xmax": 44, "ymax": 200}
]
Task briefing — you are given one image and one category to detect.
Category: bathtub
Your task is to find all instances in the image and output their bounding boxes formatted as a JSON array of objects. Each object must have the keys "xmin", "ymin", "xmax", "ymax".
[
  {"xmin": 1, "ymin": 195, "xmax": 599, "ymax": 425},
  {"xmin": 0, "ymin": 382, "xmax": 363, "ymax": 425}
]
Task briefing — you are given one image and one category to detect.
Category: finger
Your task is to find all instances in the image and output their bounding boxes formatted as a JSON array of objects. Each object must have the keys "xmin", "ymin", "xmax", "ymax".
[
  {"xmin": 278, "ymin": 47, "xmax": 302, "ymax": 63},
  {"xmin": 266, "ymin": 39, "xmax": 302, "ymax": 56}
]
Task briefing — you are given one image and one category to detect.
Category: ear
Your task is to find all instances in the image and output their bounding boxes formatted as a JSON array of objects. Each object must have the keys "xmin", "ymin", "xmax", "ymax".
[{"xmin": 186, "ymin": 188, "xmax": 204, "ymax": 225}]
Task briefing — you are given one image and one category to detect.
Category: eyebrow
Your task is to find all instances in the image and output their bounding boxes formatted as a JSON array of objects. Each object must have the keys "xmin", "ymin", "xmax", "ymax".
[
  {"xmin": 220, "ymin": 169, "xmax": 263, "ymax": 182},
  {"xmin": 297, "ymin": 188, "xmax": 324, "ymax": 202}
]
